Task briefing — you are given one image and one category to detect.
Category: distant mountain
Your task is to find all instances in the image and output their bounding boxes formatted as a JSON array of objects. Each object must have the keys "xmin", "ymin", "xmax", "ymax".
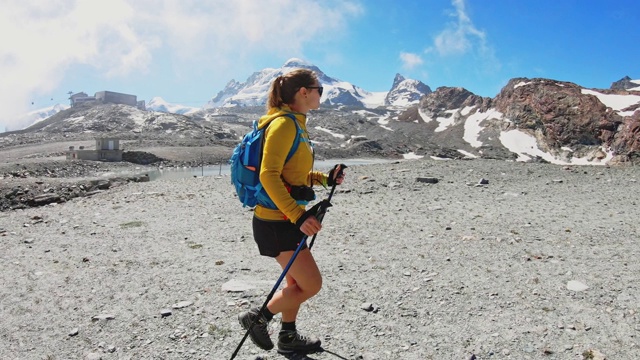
[
  {"xmin": 17, "ymin": 59, "xmax": 431, "ymax": 126},
  {"xmin": 395, "ymin": 77, "xmax": 640, "ymax": 165},
  {"xmin": 205, "ymin": 58, "xmax": 429, "ymax": 109},
  {"xmin": 146, "ymin": 97, "xmax": 200, "ymax": 115},
  {"xmin": 611, "ymin": 76, "xmax": 640, "ymax": 91},
  {"xmin": 5, "ymin": 76, "xmax": 640, "ymax": 166},
  {"xmin": 20, "ymin": 104, "xmax": 69, "ymax": 129},
  {"xmin": 8, "ymin": 59, "xmax": 639, "ymax": 167},
  {"xmin": 385, "ymin": 74, "xmax": 432, "ymax": 107}
]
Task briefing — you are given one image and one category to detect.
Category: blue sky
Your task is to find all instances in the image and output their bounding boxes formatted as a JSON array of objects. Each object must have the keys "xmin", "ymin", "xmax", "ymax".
[{"xmin": 1, "ymin": 0, "xmax": 638, "ymax": 131}]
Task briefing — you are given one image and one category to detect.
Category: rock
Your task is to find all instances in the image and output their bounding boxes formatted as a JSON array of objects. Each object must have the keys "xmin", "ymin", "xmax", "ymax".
[
  {"xmin": 567, "ymin": 280, "xmax": 589, "ymax": 292},
  {"xmin": 30, "ymin": 193, "xmax": 61, "ymax": 206},
  {"xmin": 90, "ymin": 180, "xmax": 112, "ymax": 190},
  {"xmin": 172, "ymin": 301, "xmax": 193, "ymax": 309},
  {"xmin": 361, "ymin": 303, "xmax": 374, "ymax": 312},
  {"xmin": 361, "ymin": 352, "xmax": 380, "ymax": 360},
  {"xmin": 91, "ymin": 314, "xmax": 115, "ymax": 321},
  {"xmin": 160, "ymin": 309, "xmax": 172, "ymax": 317},
  {"xmin": 69, "ymin": 328, "xmax": 79, "ymax": 336},
  {"xmin": 416, "ymin": 177, "xmax": 439, "ymax": 184},
  {"xmin": 221, "ymin": 279, "xmax": 254, "ymax": 292},
  {"xmin": 583, "ymin": 348, "xmax": 607, "ymax": 360}
]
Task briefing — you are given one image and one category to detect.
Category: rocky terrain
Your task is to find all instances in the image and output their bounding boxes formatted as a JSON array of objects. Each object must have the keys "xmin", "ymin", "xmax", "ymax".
[{"xmin": 1, "ymin": 157, "xmax": 639, "ymax": 360}]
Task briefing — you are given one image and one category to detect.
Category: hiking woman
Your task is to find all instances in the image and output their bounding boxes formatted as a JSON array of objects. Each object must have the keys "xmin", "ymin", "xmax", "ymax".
[{"xmin": 238, "ymin": 69, "xmax": 345, "ymax": 354}]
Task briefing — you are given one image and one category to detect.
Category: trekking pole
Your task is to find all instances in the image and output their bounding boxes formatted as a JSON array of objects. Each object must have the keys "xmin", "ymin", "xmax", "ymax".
[
  {"xmin": 310, "ymin": 164, "xmax": 345, "ymax": 249},
  {"xmin": 229, "ymin": 165, "xmax": 346, "ymax": 359}
]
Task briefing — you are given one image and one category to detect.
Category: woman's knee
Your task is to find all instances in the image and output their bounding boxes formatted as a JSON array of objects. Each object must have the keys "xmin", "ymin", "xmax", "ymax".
[
  {"xmin": 291, "ymin": 270, "xmax": 322, "ymax": 300},
  {"xmin": 278, "ymin": 250, "xmax": 322, "ymax": 298},
  {"xmin": 304, "ymin": 274, "xmax": 322, "ymax": 298}
]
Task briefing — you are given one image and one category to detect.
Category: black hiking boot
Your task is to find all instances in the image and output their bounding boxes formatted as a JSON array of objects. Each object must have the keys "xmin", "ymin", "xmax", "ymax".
[
  {"xmin": 277, "ymin": 330, "xmax": 321, "ymax": 354},
  {"xmin": 238, "ymin": 308, "xmax": 274, "ymax": 350}
]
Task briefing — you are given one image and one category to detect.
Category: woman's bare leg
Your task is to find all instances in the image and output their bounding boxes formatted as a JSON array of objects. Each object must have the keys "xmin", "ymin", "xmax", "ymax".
[{"xmin": 266, "ymin": 248, "xmax": 322, "ymax": 322}]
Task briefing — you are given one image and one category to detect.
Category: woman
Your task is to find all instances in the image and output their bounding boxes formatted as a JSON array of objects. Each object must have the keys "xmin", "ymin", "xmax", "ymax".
[{"xmin": 238, "ymin": 69, "xmax": 345, "ymax": 354}]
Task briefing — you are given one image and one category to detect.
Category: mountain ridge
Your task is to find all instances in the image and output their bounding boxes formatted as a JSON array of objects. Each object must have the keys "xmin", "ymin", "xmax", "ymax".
[
  {"xmin": 3, "ymin": 59, "xmax": 639, "ymax": 166},
  {"xmin": 203, "ymin": 58, "xmax": 429, "ymax": 109}
]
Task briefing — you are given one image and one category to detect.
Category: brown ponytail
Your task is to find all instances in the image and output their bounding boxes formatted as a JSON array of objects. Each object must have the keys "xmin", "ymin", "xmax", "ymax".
[{"xmin": 267, "ymin": 69, "xmax": 318, "ymax": 110}]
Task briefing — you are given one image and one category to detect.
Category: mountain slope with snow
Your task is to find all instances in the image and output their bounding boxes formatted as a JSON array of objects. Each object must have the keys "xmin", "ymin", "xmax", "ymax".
[
  {"xmin": 21, "ymin": 104, "xmax": 69, "ymax": 129},
  {"xmin": 146, "ymin": 97, "xmax": 200, "ymax": 115},
  {"xmin": 385, "ymin": 74, "xmax": 432, "ymax": 107},
  {"xmin": 204, "ymin": 58, "xmax": 429, "ymax": 109}
]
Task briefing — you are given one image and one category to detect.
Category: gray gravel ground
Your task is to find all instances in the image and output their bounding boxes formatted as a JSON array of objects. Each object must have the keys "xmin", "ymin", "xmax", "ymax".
[{"xmin": 1, "ymin": 159, "xmax": 639, "ymax": 360}]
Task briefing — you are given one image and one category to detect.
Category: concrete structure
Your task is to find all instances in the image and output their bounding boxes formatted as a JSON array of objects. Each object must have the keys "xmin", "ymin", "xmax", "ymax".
[
  {"xmin": 69, "ymin": 90, "xmax": 146, "ymax": 109},
  {"xmin": 69, "ymin": 92, "xmax": 96, "ymax": 107},
  {"xmin": 66, "ymin": 138, "xmax": 123, "ymax": 161},
  {"xmin": 95, "ymin": 91, "xmax": 137, "ymax": 107}
]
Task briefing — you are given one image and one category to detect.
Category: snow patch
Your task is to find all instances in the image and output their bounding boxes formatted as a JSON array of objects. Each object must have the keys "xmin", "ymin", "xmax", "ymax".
[
  {"xmin": 460, "ymin": 106, "xmax": 475, "ymax": 116},
  {"xmin": 457, "ymin": 149, "xmax": 477, "ymax": 158},
  {"xmin": 463, "ymin": 108, "xmax": 503, "ymax": 148},
  {"xmin": 514, "ymin": 81, "xmax": 532, "ymax": 89},
  {"xmin": 68, "ymin": 116, "xmax": 86, "ymax": 124},
  {"xmin": 500, "ymin": 129, "xmax": 614, "ymax": 165},
  {"xmin": 435, "ymin": 110, "xmax": 458, "ymax": 132},
  {"xmin": 147, "ymin": 97, "xmax": 200, "ymax": 115},
  {"xmin": 315, "ymin": 126, "xmax": 346, "ymax": 139},
  {"xmin": 403, "ymin": 152, "xmax": 424, "ymax": 160},
  {"xmin": 418, "ymin": 108, "xmax": 433, "ymax": 123},
  {"xmin": 581, "ymin": 89, "xmax": 640, "ymax": 115}
]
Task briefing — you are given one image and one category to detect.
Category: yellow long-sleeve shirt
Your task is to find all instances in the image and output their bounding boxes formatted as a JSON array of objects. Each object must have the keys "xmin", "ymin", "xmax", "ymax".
[{"xmin": 253, "ymin": 106, "xmax": 327, "ymax": 223}]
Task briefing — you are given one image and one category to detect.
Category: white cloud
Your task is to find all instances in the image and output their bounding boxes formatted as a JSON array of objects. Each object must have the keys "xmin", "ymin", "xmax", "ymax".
[
  {"xmin": 400, "ymin": 52, "xmax": 424, "ymax": 70},
  {"xmin": 421, "ymin": 0, "xmax": 501, "ymax": 79},
  {"xmin": 430, "ymin": 0, "xmax": 486, "ymax": 56},
  {"xmin": 0, "ymin": 0, "xmax": 362, "ymax": 131}
]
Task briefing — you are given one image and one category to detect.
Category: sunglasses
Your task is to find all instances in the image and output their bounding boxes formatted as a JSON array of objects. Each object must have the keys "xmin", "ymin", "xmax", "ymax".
[{"xmin": 306, "ymin": 86, "xmax": 324, "ymax": 96}]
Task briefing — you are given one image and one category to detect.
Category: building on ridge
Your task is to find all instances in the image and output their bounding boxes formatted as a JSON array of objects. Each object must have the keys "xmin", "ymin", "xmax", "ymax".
[{"xmin": 66, "ymin": 137, "xmax": 123, "ymax": 162}]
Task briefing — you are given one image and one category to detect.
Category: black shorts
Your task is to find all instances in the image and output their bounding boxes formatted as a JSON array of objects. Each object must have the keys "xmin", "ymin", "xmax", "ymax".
[{"xmin": 252, "ymin": 216, "xmax": 307, "ymax": 257}]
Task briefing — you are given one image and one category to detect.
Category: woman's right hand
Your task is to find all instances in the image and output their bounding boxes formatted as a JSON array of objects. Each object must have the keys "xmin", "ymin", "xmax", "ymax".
[
  {"xmin": 327, "ymin": 164, "xmax": 347, "ymax": 186},
  {"xmin": 299, "ymin": 215, "xmax": 322, "ymax": 236}
]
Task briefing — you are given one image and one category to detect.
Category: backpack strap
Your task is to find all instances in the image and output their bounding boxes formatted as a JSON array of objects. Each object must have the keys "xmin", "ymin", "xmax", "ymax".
[
  {"xmin": 253, "ymin": 113, "xmax": 307, "ymax": 208},
  {"xmin": 283, "ymin": 113, "xmax": 305, "ymax": 162}
]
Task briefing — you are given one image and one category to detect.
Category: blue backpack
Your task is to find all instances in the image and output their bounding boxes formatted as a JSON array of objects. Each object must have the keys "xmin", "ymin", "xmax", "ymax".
[{"xmin": 230, "ymin": 114, "xmax": 304, "ymax": 208}]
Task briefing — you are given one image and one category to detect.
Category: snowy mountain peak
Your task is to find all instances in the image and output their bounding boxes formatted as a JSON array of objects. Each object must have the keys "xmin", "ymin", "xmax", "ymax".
[
  {"xmin": 392, "ymin": 73, "xmax": 406, "ymax": 87},
  {"xmin": 385, "ymin": 74, "xmax": 432, "ymax": 107},
  {"xmin": 283, "ymin": 58, "xmax": 313, "ymax": 68},
  {"xmin": 205, "ymin": 60, "xmax": 430, "ymax": 109}
]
